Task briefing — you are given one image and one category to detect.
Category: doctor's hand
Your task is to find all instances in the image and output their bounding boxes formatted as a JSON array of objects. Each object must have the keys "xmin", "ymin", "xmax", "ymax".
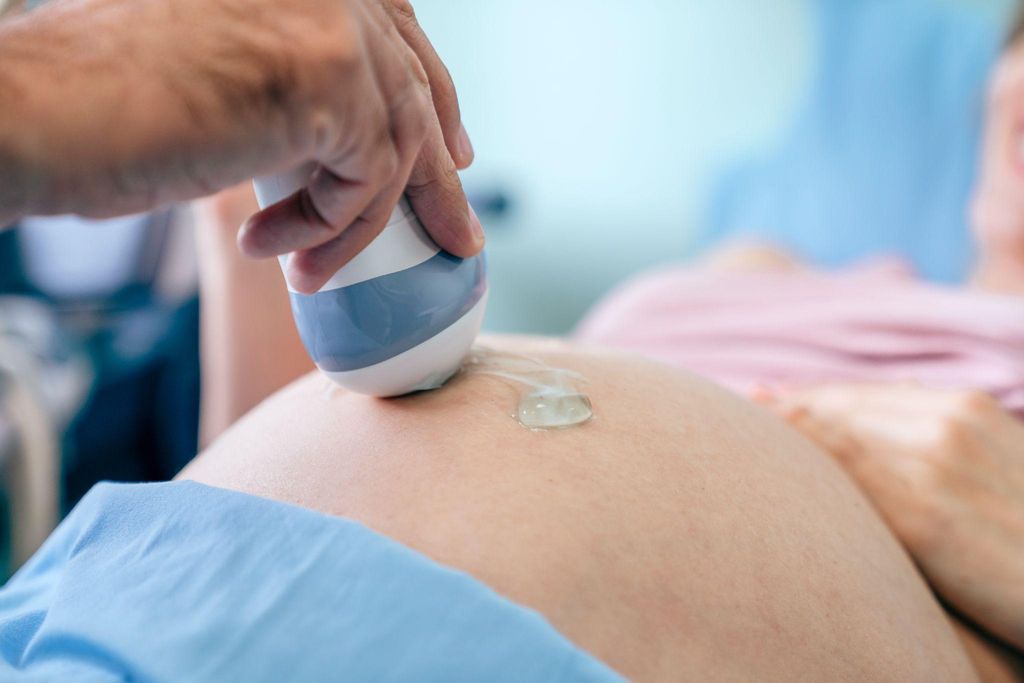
[
  {"xmin": 971, "ymin": 31, "xmax": 1024, "ymax": 294},
  {"xmin": 758, "ymin": 384, "xmax": 1024, "ymax": 651},
  {"xmin": 0, "ymin": 0, "xmax": 482, "ymax": 293}
]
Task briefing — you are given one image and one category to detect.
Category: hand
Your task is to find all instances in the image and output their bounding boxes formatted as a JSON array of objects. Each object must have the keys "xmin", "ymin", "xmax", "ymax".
[
  {"xmin": 759, "ymin": 384, "xmax": 1024, "ymax": 650},
  {"xmin": 971, "ymin": 34, "xmax": 1024, "ymax": 293},
  {"xmin": 0, "ymin": 0, "xmax": 482, "ymax": 293}
]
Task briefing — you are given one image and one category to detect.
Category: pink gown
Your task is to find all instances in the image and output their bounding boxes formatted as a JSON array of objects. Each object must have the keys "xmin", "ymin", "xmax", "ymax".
[{"xmin": 576, "ymin": 261, "xmax": 1024, "ymax": 417}]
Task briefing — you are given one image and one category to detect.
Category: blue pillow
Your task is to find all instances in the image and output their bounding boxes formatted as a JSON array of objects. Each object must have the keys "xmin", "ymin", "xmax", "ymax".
[
  {"xmin": 0, "ymin": 481, "xmax": 622, "ymax": 682},
  {"xmin": 704, "ymin": 0, "xmax": 1006, "ymax": 281}
]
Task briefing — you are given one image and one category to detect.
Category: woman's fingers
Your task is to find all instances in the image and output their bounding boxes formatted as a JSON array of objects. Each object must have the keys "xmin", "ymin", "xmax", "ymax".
[
  {"xmin": 777, "ymin": 403, "xmax": 864, "ymax": 470},
  {"xmin": 764, "ymin": 390, "xmax": 938, "ymax": 546},
  {"xmin": 772, "ymin": 383, "xmax": 959, "ymax": 421},
  {"xmin": 763, "ymin": 385, "xmax": 1007, "ymax": 517}
]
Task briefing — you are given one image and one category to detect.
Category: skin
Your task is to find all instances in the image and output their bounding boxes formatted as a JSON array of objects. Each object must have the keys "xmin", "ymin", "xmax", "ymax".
[
  {"xmin": 0, "ymin": 1, "xmax": 24, "ymax": 17},
  {"xmin": 972, "ymin": 19, "xmax": 1024, "ymax": 294},
  {"xmin": 0, "ymin": 0, "xmax": 482, "ymax": 292},
  {"xmin": 193, "ymin": 187, "xmax": 1019, "ymax": 680},
  {"xmin": 21, "ymin": 0, "xmax": 1006, "ymax": 672},
  {"xmin": 761, "ymin": 387, "xmax": 1024, "ymax": 667},
  {"xmin": 179, "ymin": 339, "xmax": 978, "ymax": 682},
  {"xmin": 705, "ymin": 245, "xmax": 1024, "ymax": 678},
  {"xmin": 755, "ymin": 17, "xmax": 1024, "ymax": 672}
]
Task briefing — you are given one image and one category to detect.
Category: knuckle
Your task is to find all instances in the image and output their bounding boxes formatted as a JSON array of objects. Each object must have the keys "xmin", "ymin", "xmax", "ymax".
[
  {"xmin": 404, "ymin": 105, "xmax": 430, "ymax": 148},
  {"xmin": 390, "ymin": 0, "xmax": 418, "ymax": 25},
  {"xmin": 395, "ymin": 45, "xmax": 432, "ymax": 95},
  {"xmin": 297, "ymin": 27, "xmax": 362, "ymax": 88},
  {"xmin": 952, "ymin": 390, "xmax": 998, "ymax": 420},
  {"xmin": 410, "ymin": 82, "xmax": 433, "ymax": 123},
  {"xmin": 406, "ymin": 170, "xmax": 462, "ymax": 218},
  {"xmin": 375, "ymin": 144, "xmax": 400, "ymax": 182},
  {"xmin": 928, "ymin": 418, "xmax": 969, "ymax": 457},
  {"xmin": 390, "ymin": 57, "xmax": 432, "ymax": 120},
  {"xmin": 409, "ymin": 57, "xmax": 432, "ymax": 91},
  {"xmin": 307, "ymin": 108, "xmax": 340, "ymax": 155},
  {"xmin": 408, "ymin": 148, "xmax": 459, "ymax": 195},
  {"xmin": 294, "ymin": 65, "xmax": 364, "ymax": 153},
  {"xmin": 403, "ymin": 176, "xmax": 441, "ymax": 207}
]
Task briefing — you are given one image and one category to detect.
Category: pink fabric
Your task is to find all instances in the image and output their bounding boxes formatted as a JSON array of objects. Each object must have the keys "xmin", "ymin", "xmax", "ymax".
[{"xmin": 575, "ymin": 263, "xmax": 1024, "ymax": 417}]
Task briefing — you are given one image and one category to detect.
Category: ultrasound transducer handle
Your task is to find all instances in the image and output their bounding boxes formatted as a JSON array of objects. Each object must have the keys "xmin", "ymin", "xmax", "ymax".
[{"xmin": 254, "ymin": 166, "xmax": 488, "ymax": 397}]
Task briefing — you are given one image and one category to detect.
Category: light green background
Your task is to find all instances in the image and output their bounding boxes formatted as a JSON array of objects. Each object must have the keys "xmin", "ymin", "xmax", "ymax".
[{"xmin": 414, "ymin": 0, "xmax": 1016, "ymax": 334}]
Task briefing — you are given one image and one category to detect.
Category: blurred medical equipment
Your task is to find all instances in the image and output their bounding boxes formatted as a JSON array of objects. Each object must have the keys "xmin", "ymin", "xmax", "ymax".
[
  {"xmin": 0, "ymin": 209, "xmax": 199, "ymax": 532},
  {"xmin": 255, "ymin": 171, "xmax": 488, "ymax": 397},
  {"xmin": 0, "ymin": 297, "xmax": 90, "ymax": 571}
]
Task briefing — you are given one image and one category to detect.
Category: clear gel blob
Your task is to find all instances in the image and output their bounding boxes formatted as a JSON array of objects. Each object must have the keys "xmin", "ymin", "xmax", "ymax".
[
  {"xmin": 461, "ymin": 347, "xmax": 594, "ymax": 431},
  {"xmin": 517, "ymin": 392, "xmax": 594, "ymax": 430},
  {"xmin": 322, "ymin": 379, "xmax": 341, "ymax": 401}
]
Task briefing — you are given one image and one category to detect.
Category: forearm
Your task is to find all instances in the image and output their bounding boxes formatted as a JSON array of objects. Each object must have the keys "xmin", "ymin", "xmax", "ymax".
[
  {"xmin": 194, "ymin": 186, "xmax": 312, "ymax": 447},
  {"xmin": 0, "ymin": 0, "xmax": 310, "ymax": 223},
  {"xmin": 0, "ymin": 0, "xmax": 177, "ymax": 217},
  {"xmin": 0, "ymin": 19, "xmax": 37, "ymax": 224}
]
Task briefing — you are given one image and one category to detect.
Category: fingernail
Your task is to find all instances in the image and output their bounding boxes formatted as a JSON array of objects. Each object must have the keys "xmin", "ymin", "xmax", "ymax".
[
  {"xmin": 457, "ymin": 124, "xmax": 475, "ymax": 166},
  {"xmin": 469, "ymin": 203, "xmax": 485, "ymax": 245}
]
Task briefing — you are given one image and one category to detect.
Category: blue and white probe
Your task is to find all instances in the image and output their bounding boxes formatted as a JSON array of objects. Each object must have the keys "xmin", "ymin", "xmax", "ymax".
[{"xmin": 254, "ymin": 166, "xmax": 488, "ymax": 397}]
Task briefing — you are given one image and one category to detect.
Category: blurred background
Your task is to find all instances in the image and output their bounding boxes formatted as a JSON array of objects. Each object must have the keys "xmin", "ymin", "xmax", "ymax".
[
  {"xmin": 418, "ymin": 0, "xmax": 1017, "ymax": 332},
  {"xmin": 0, "ymin": 0, "xmax": 1019, "ymax": 575}
]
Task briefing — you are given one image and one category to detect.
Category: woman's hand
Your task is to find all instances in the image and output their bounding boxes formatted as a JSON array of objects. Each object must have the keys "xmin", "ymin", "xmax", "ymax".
[
  {"xmin": 760, "ymin": 384, "xmax": 1024, "ymax": 650},
  {"xmin": 0, "ymin": 0, "xmax": 482, "ymax": 293},
  {"xmin": 971, "ymin": 31, "xmax": 1024, "ymax": 294}
]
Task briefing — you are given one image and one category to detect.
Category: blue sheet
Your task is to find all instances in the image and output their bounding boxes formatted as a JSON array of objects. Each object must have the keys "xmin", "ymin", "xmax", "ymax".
[
  {"xmin": 0, "ymin": 481, "xmax": 622, "ymax": 682},
  {"xmin": 704, "ymin": 0, "xmax": 1007, "ymax": 281}
]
